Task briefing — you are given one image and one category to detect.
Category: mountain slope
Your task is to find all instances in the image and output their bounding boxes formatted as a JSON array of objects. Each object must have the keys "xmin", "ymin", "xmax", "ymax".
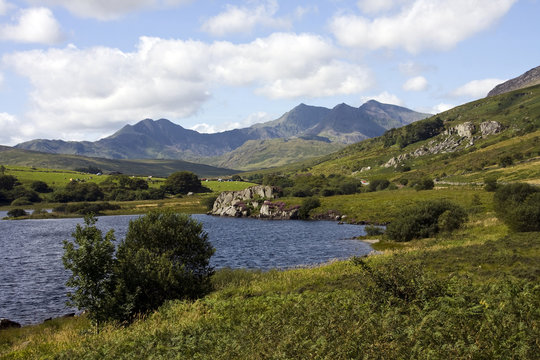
[
  {"xmin": 249, "ymin": 84, "xmax": 540, "ymax": 185},
  {"xmin": 487, "ymin": 65, "xmax": 540, "ymax": 97},
  {"xmin": 15, "ymin": 101, "xmax": 429, "ymax": 163},
  {"xmin": 199, "ymin": 138, "xmax": 345, "ymax": 171},
  {"xmin": 0, "ymin": 146, "xmax": 238, "ymax": 177}
]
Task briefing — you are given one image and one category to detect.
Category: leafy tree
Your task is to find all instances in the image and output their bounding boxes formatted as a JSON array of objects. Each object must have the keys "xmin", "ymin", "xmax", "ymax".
[
  {"xmin": 163, "ymin": 171, "xmax": 203, "ymax": 195},
  {"xmin": 494, "ymin": 183, "xmax": 540, "ymax": 232},
  {"xmin": 113, "ymin": 210, "xmax": 215, "ymax": 321},
  {"xmin": 0, "ymin": 175, "xmax": 18, "ymax": 191},
  {"xmin": 31, "ymin": 180, "xmax": 52, "ymax": 193},
  {"xmin": 0, "ymin": 165, "xmax": 5, "ymax": 174},
  {"xmin": 62, "ymin": 215, "xmax": 116, "ymax": 330}
]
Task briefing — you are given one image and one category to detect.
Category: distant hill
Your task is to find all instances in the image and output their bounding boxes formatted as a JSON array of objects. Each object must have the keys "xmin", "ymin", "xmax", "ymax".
[
  {"xmin": 15, "ymin": 101, "xmax": 430, "ymax": 165},
  {"xmin": 0, "ymin": 146, "xmax": 237, "ymax": 178},
  {"xmin": 487, "ymin": 65, "xmax": 540, "ymax": 97},
  {"xmin": 199, "ymin": 138, "xmax": 345, "ymax": 171},
  {"xmin": 246, "ymin": 84, "xmax": 540, "ymax": 185}
]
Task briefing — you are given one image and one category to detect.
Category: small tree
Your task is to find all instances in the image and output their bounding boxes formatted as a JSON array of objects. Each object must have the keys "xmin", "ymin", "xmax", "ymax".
[
  {"xmin": 62, "ymin": 215, "xmax": 116, "ymax": 330},
  {"xmin": 163, "ymin": 171, "xmax": 203, "ymax": 195},
  {"xmin": 7, "ymin": 208, "xmax": 27, "ymax": 218}
]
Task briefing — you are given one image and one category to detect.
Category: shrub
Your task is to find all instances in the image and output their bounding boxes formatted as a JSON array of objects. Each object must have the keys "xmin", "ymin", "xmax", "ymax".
[
  {"xmin": 62, "ymin": 211, "xmax": 215, "ymax": 327},
  {"xmin": 364, "ymin": 225, "xmax": 385, "ymax": 236},
  {"xmin": 298, "ymin": 197, "xmax": 321, "ymax": 219},
  {"xmin": 113, "ymin": 210, "xmax": 215, "ymax": 321},
  {"xmin": 386, "ymin": 200, "xmax": 467, "ymax": 242},
  {"xmin": 202, "ymin": 195, "xmax": 218, "ymax": 211},
  {"xmin": 30, "ymin": 180, "xmax": 52, "ymax": 193},
  {"xmin": 494, "ymin": 183, "xmax": 540, "ymax": 232},
  {"xmin": 499, "ymin": 155, "xmax": 514, "ymax": 167},
  {"xmin": 414, "ymin": 178, "xmax": 434, "ymax": 191},
  {"xmin": 0, "ymin": 175, "xmax": 18, "ymax": 191},
  {"xmin": 7, "ymin": 208, "xmax": 28, "ymax": 218},
  {"xmin": 11, "ymin": 197, "xmax": 33, "ymax": 206},
  {"xmin": 484, "ymin": 176, "xmax": 498, "ymax": 192},
  {"xmin": 368, "ymin": 179, "xmax": 390, "ymax": 192}
]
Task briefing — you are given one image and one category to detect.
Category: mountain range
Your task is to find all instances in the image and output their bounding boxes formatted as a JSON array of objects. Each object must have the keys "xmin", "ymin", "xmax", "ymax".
[{"xmin": 15, "ymin": 101, "xmax": 430, "ymax": 166}]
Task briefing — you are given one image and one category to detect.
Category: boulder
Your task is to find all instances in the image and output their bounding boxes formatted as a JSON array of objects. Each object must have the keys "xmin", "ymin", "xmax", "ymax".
[
  {"xmin": 480, "ymin": 121, "xmax": 503, "ymax": 137},
  {"xmin": 0, "ymin": 318, "xmax": 21, "ymax": 330}
]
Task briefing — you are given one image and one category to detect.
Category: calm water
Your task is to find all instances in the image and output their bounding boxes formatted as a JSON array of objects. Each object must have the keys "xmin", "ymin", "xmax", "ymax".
[{"xmin": 0, "ymin": 214, "xmax": 371, "ymax": 325}]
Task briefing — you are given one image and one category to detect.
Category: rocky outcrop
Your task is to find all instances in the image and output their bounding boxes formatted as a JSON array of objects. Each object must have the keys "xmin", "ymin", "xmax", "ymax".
[
  {"xmin": 383, "ymin": 121, "xmax": 502, "ymax": 168},
  {"xmin": 211, "ymin": 185, "xmax": 299, "ymax": 219},
  {"xmin": 487, "ymin": 65, "xmax": 540, "ymax": 97},
  {"xmin": 480, "ymin": 121, "xmax": 503, "ymax": 137},
  {"xmin": 0, "ymin": 318, "xmax": 21, "ymax": 330}
]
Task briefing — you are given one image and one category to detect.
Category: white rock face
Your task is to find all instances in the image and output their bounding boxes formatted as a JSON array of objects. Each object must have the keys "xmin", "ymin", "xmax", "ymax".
[{"xmin": 480, "ymin": 121, "xmax": 503, "ymax": 137}]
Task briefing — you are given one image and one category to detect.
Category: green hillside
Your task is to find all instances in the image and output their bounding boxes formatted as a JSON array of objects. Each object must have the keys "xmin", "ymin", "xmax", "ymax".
[
  {"xmin": 0, "ymin": 146, "xmax": 238, "ymax": 178},
  {"xmin": 199, "ymin": 138, "xmax": 345, "ymax": 171},
  {"xmin": 247, "ymin": 84, "xmax": 540, "ymax": 185}
]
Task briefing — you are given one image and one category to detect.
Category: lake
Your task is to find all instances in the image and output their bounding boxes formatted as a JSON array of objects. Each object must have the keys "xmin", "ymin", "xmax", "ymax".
[{"xmin": 0, "ymin": 214, "xmax": 371, "ymax": 325}]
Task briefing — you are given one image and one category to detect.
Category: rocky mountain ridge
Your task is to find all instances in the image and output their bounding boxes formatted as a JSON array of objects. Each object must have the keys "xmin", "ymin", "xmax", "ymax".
[
  {"xmin": 487, "ymin": 65, "xmax": 540, "ymax": 97},
  {"xmin": 15, "ymin": 101, "xmax": 430, "ymax": 164}
]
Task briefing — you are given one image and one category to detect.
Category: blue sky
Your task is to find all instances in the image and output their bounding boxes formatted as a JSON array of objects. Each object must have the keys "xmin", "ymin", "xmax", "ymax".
[{"xmin": 0, "ymin": 0, "xmax": 538, "ymax": 145}]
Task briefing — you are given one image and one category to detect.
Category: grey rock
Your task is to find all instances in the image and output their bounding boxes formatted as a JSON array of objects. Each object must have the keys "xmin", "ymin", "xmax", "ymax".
[{"xmin": 487, "ymin": 65, "xmax": 540, "ymax": 97}]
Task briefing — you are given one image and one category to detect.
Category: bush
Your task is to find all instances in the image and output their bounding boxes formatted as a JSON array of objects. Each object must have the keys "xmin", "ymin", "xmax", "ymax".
[
  {"xmin": 368, "ymin": 179, "xmax": 390, "ymax": 192},
  {"xmin": 414, "ymin": 178, "xmax": 434, "ymax": 191},
  {"xmin": 113, "ymin": 211, "xmax": 215, "ymax": 321},
  {"xmin": 484, "ymin": 176, "xmax": 498, "ymax": 192},
  {"xmin": 30, "ymin": 180, "xmax": 52, "ymax": 193},
  {"xmin": 386, "ymin": 200, "xmax": 467, "ymax": 242},
  {"xmin": 63, "ymin": 211, "xmax": 215, "ymax": 327},
  {"xmin": 0, "ymin": 175, "xmax": 18, "ymax": 191},
  {"xmin": 7, "ymin": 208, "xmax": 28, "ymax": 218},
  {"xmin": 202, "ymin": 195, "xmax": 218, "ymax": 211},
  {"xmin": 298, "ymin": 197, "xmax": 321, "ymax": 219},
  {"xmin": 494, "ymin": 183, "xmax": 540, "ymax": 232},
  {"xmin": 364, "ymin": 225, "xmax": 385, "ymax": 236}
]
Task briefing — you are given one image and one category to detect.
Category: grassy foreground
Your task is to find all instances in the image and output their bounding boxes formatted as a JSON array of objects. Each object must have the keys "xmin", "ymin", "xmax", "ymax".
[{"xmin": 1, "ymin": 188, "xmax": 538, "ymax": 359}]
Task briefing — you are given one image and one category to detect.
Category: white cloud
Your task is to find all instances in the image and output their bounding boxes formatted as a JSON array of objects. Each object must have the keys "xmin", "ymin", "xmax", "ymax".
[
  {"xmin": 201, "ymin": 0, "xmax": 290, "ymax": 37},
  {"xmin": 331, "ymin": 0, "xmax": 517, "ymax": 53},
  {"xmin": 357, "ymin": 0, "xmax": 404, "ymax": 14},
  {"xmin": 3, "ymin": 33, "xmax": 372, "ymax": 140},
  {"xmin": 29, "ymin": 0, "xmax": 192, "ymax": 20},
  {"xmin": 0, "ymin": 7, "xmax": 64, "ymax": 44},
  {"xmin": 431, "ymin": 103, "xmax": 454, "ymax": 114},
  {"xmin": 295, "ymin": 5, "xmax": 318, "ymax": 19},
  {"xmin": 0, "ymin": 0, "xmax": 14, "ymax": 15},
  {"xmin": 451, "ymin": 78, "xmax": 505, "ymax": 98},
  {"xmin": 403, "ymin": 75, "xmax": 428, "ymax": 91},
  {"xmin": 361, "ymin": 91, "xmax": 403, "ymax": 106},
  {"xmin": 191, "ymin": 111, "xmax": 272, "ymax": 133},
  {"xmin": 0, "ymin": 112, "xmax": 23, "ymax": 145}
]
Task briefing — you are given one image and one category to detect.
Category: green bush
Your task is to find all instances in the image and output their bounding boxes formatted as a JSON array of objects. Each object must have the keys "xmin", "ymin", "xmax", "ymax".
[
  {"xmin": 298, "ymin": 197, "xmax": 321, "ymax": 219},
  {"xmin": 368, "ymin": 179, "xmax": 390, "ymax": 192},
  {"xmin": 364, "ymin": 225, "xmax": 385, "ymax": 236},
  {"xmin": 494, "ymin": 183, "xmax": 540, "ymax": 232},
  {"xmin": 62, "ymin": 211, "xmax": 215, "ymax": 327},
  {"xmin": 414, "ymin": 178, "xmax": 434, "ymax": 191},
  {"xmin": 113, "ymin": 210, "xmax": 215, "ymax": 321},
  {"xmin": 7, "ymin": 208, "xmax": 28, "ymax": 218},
  {"xmin": 386, "ymin": 200, "xmax": 467, "ymax": 242},
  {"xmin": 30, "ymin": 180, "xmax": 52, "ymax": 193},
  {"xmin": 484, "ymin": 176, "xmax": 498, "ymax": 192},
  {"xmin": 11, "ymin": 197, "xmax": 33, "ymax": 206}
]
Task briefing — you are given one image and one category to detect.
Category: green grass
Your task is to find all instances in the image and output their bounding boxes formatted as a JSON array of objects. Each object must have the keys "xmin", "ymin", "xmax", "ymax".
[{"xmin": 1, "ymin": 187, "xmax": 538, "ymax": 359}]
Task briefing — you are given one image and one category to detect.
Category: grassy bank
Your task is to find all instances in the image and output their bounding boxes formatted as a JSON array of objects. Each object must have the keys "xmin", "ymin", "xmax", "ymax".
[{"xmin": 1, "ymin": 187, "xmax": 538, "ymax": 359}]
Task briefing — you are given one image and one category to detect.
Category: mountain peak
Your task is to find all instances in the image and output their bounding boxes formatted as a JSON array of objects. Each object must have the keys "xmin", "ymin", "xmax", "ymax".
[{"xmin": 487, "ymin": 65, "xmax": 540, "ymax": 97}]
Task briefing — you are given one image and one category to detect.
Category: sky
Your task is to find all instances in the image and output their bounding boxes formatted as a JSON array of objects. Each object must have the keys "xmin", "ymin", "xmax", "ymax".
[{"xmin": 0, "ymin": 0, "xmax": 538, "ymax": 146}]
